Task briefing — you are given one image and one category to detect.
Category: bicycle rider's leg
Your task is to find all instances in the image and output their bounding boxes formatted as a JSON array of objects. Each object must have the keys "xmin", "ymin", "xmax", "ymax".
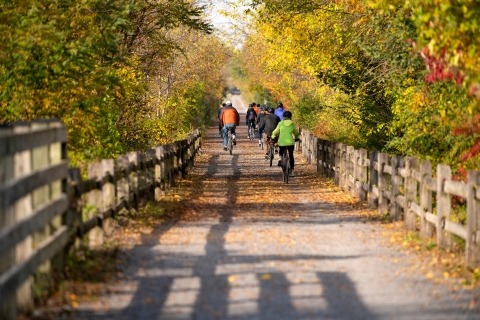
[
  {"xmin": 225, "ymin": 124, "xmax": 236, "ymax": 144},
  {"xmin": 278, "ymin": 146, "xmax": 286, "ymax": 166},
  {"xmin": 222, "ymin": 126, "xmax": 228, "ymax": 148},
  {"xmin": 287, "ymin": 145, "xmax": 295, "ymax": 170}
]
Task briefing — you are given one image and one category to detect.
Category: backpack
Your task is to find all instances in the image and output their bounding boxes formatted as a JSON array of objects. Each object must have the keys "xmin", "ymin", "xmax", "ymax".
[{"xmin": 247, "ymin": 108, "xmax": 255, "ymax": 121}]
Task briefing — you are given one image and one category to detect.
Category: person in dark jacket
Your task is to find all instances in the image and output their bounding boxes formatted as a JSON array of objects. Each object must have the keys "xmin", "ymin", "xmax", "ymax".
[
  {"xmin": 256, "ymin": 106, "xmax": 268, "ymax": 147},
  {"xmin": 274, "ymin": 102, "xmax": 285, "ymax": 120},
  {"xmin": 259, "ymin": 107, "xmax": 280, "ymax": 156},
  {"xmin": 245, "ymin": 104, "xmax": 257, "ymax": 138}
]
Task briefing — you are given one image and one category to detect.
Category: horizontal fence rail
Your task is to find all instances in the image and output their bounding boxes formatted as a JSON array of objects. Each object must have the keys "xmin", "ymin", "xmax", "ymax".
[
  {"xmin": 299, "ymin": 129, "xmax": 480, "ymax": 268},
  {"xmin": 0, "ymin": 120, "xmax": 202, "ymax": 319}
]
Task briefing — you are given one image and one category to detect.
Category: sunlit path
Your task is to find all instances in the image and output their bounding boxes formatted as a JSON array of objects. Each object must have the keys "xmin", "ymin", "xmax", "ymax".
[{"xmin": 69, "ymin": 95, "xmax": 478, "ymax": 320}]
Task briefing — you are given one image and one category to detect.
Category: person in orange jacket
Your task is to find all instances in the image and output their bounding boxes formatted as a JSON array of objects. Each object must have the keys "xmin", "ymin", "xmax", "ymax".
[
  {"xmin": 219, "ymin": 100, "xmax": 240, "ymax": 150},
  {"xmin": 252, "ymin": 102, "xmax": 259, "ymax": 115}
]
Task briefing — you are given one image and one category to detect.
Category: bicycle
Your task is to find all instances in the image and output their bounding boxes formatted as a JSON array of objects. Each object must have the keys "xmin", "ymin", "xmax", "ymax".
[
  {"xmin": 282, "ymin": 148, "xmax": 290, "ymax": 183},
  {"xmin": 266, "ymin": 138, "xmax": 275, "ymax": 167},
  {"xmin": 248, "ymin": 126, "xmax": 255, "ymax": 141},
  {"xmin": 227, "ymin": 128, "xmax": 234, "ymax": 155}
]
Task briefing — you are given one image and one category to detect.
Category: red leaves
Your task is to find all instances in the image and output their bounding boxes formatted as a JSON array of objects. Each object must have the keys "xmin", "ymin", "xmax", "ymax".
[
  {"xmin": 419, "ymin": 47, "xmax": 462, "ymax": 85},
  {"xmin": 452, "ymin": 121, "xmax": 480, "ymax": 161},
  {"xmin": 451, "ymin": 126, "xmax": 480, "ymax": 136},
  {"xmin": 461, "ymin": 139, "xmax": 480, "ymax": 161}
]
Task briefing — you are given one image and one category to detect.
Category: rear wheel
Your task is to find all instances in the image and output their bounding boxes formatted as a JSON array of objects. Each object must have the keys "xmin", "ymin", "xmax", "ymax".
[
  {"xmin": 282, "ymin": 153, "xmax": 290, "ymax": 183},
  {"xmin": 269, "ymin": 145, "xmax": 274, "ymax": 167},
  {"xmin": 228, "ymin": 131, "xmax": 233, "ymax": 155}
]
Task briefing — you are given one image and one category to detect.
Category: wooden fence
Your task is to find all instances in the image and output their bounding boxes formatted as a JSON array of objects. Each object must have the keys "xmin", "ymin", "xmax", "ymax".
[
  {"xmin": 300, "ymin": 130, "xmax": 480, "ymax": 268},
  {"xmin": 0, "ymin": 120, "xmax": 202, "ymax": 319}
]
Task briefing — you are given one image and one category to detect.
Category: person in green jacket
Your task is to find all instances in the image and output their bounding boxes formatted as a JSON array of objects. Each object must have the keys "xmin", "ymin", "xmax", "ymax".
[{"xmin": 271, "ymin": 110, "xmax": 299, "ymax": 177}]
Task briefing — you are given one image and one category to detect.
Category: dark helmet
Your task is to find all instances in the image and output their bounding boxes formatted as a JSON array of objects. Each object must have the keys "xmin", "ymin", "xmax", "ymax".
[
  {"xmin": 277, "ymin": 102, "xmax": 284, "ymax": 109},
  {"xmin": 267, "ymin": 107, "xmax": 274, "ymax": 113},
  {"xmin": 252, "ymin": 102, "xmax": 256, "ymax": 106},
  {"xmin": 222, "ymin": 102, "xmax": 226, "ymax": 107},
  {"xmin": 283, "ymin": 110, "xmax": 292, "ymax": 118},
  {"xmin": 260, "ymin": 105, "xmax": 267, "ymax": 111}
]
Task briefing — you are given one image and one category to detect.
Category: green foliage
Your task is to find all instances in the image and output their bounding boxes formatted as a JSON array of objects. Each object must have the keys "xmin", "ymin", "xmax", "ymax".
[
  {"xmin": 0, "ymin": 0, "xmax": 228, "ymax": 166},
  {"xmin": 231, "ymin": 0, "xmax": 480, "ymax": 170}
]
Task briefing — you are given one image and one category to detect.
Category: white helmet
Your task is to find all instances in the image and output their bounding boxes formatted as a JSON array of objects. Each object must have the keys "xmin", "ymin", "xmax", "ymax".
[{"xmin": 225, "ymin": 100, "xmax": 232, "ymax": 107}]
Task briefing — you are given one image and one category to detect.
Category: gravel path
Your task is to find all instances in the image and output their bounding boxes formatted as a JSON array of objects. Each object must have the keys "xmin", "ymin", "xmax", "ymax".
[{"xmin": 72, "ymin": 96, "xmax": 479, "ymax": 320}]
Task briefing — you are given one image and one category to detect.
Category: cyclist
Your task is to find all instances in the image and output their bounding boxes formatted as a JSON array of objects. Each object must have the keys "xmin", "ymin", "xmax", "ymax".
[
  {"xmin": 258, "ymin": 107, "xmax": 280, "ymax": 158},
  {"xmin": 246, "ymin": 104, "xmax": 257, "ymax": 138},
  {"xmin": 219, "ymin": 100, "xmax": 240, "ymax": 151},
  {"xmin": 252, "ymin": 102, "xmax": 259, "ymax": 115},
  {"xmin": 274, "ymin": 102, "xmax": 285, "ymax": 120},
  {"xmin": 271, "ymin": 110, "xmax": 299, "ymax": 177},
  {"xmin": 256, "ymin": 105, "xmax": 268, "ymax": 147},
  {"xmin": 217, "ymin": 102, "xmax": 226, "ymax": 136}
]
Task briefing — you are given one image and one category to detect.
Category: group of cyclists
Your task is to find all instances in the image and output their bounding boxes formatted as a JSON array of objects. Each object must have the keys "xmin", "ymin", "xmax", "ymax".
[{"xmin": 218, "ymin": 100, "xmax": 299, "ymax": 177}]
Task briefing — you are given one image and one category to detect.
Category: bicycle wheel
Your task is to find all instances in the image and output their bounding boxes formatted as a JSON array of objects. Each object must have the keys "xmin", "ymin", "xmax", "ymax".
[
  {"xmin": 249, "ymin": 128, "xmax": 254, "ymax": 141},
  {"xmin": 269, "ymin": 145, "xmax": 274, "ymax": 167},
  {"xmin": 284, "ymin": 156, "xmax": 290, "ymax": 183},
  {"xmin": 228, "ymin": 133, "xmax": 233, "ymax": 155}
]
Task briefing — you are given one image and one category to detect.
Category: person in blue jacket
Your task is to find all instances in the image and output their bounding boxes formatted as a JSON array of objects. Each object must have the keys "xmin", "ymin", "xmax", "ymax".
[{"xmin": 274, "ymin": 102, "xmax": 285, "ymax": 120}]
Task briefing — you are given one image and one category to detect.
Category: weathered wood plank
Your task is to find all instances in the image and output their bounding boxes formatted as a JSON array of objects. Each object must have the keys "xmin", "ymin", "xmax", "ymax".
[
  {"xmin": 437, "ymin": 165, "xmax": 452, "ymax": 248},
  {"xmin": 409, "ymin": 201, "xmax": 423, "ymax": 218},
  {"xmin": 0, "ymin": 195, "xmax": 68, "ymax": 257},
  {"xmin": 420, "ymin": 161, "xmax": 434, "ymax": 238},
  {"xmin": 444, "ymin": 220, "xmax": 468, "ymax": 240},
  {"xmin": 467, "ymin": 171, "xmax": 480, "ymax": 267},
  {"xmin": 0, "ymin": 226, "xmax": 71, "ymax": 302},
  {"xmin": 425, "ymin": 212, "xmax": 437, "ymax": 225},
  {"xmin": 0, "ymin": 126, "xmax": 67, "ymax": 158},
  {"xmin": 424, "ymin": 176, "xmax": 436, "ymax": 192},
  {"xmin": 404, "ymin": 157, "xmax": 418, "ymax": 230},
  {"xmin": 444, "ymin": 180, "xmax": 467, "ymax": 198},
  {"xmin": 0, "ymin": 161, "xmax": 68, "ymax": 210}
]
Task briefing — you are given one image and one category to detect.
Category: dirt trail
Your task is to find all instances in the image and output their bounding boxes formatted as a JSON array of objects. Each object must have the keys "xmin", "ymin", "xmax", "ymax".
[{"xmin": 69, "ymin": 99, "xmax": 479, "ymax": 320}]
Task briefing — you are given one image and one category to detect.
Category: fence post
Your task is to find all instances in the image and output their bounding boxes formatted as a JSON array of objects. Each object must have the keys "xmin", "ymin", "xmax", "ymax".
[
  {"xmin": 339, "ymin": 144, "xmax": 347, "ymax": 190},
  {"xmin": 420, "ymin": 161, "xmax": 433, "ymax": 238},
  {"xmin": 101, "ymin": 159, "xmax": 115, "ymax": 236},
  {"xmin": 378, "ymin": 153, "xmax": 389, "ymax": 215},
  {"xmin": 88, "ymin": 162, "xmax": 103, "ymax": 248},
  {"xmin": 68, "ymin": 168, "xmax": 83, "ymax": 249},
  {"xmin": 437, "ymin": 165, "xmax": 452, "ymax": 248},
  {"xmin": 352, "ymin": 149, "xmax": 360, "ymax": 198},
  {"xmin": 116, "ymin": 155, "xmax": 130, "ymax": 215},
  {"xmin": 158, "ymin": 146, "xmax": 166, "ymax": 194},
  {"xmin": 13, "ymin": 124, "xmax": 34, "ymax": 314},
  {"xmin": 368, "ymin": 151, "xmax": 379, "ymax": 208},
  {"xmin": 146, "ymin": 149, "xmax": 156, "ymax": 201},
  {"xmin": 466, "ymin": 171, "xmax": 480, "ymax": 267},
  {"xmin": 329, "ymin": 142, "xmax": 335, "ymax": 179},
  {"xmin": 127, "ymin": 152, "xmax": 139, "ymax": 213},
  {"xmin": 334, "ymin": 143, "xmax": 340, "ymax": 185},
  {"xmin": 390, "ymin": 155, "xmax": 404, "ymax": 220},
  {"xmin": 404, "ymin": 157, "xmax": 418, "ymax": 230},
  {"xmin": 346, "ymin": 146, "xmax": 354, "ymax": 194},
  {"xmin": 154, "ymin": 146, "xmax": 163, "ymax": 200},
  {"xmin": 138, "ymin": 152, "xmax": 146, "ymax": 197},
  {"xmin": 358, "ymin": 149, "xmax": 368, "ymax": 202},
  {"xmin": 0, "ymin": 126, "xmax": 17, "ymax": 319}
]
